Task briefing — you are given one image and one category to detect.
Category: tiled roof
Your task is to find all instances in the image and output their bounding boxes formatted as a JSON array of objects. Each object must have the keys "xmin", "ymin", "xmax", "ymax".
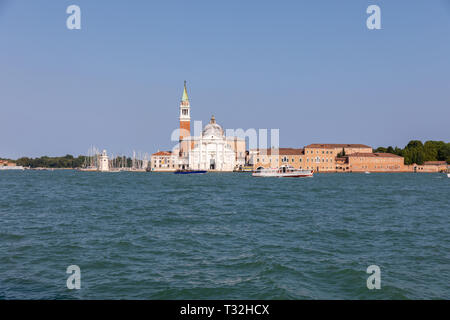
[
  {"xmin": 348, "ymin": 152, "xmax": 402, "ymax": 158},
  {"xmin": 254, "ymin": 148, "xmax": 304, "ymax": 155},
  {"xmin": 423, "ymin": 161, "xmax": 447, "ymax": 165},
  {"xmin": 152, "ymin": 151, "xmax": 172, "ymax": 156},
  {"xmin": 306, "ymin": 144, "xmax": 372, "ymax": 149}
]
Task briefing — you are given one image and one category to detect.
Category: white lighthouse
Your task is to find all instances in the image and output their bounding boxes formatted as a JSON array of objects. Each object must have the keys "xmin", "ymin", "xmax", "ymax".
[{"xmin": 99, "ymin": 149, "xmax": 110, "ymax": 172}]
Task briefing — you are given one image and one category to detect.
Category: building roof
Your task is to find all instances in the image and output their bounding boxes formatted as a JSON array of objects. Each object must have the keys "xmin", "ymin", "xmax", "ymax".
[
  {"xmin": 306, "ymin": 143, "xmax": 372, "ymax": 149},
  {"xmin": 152, "ymin": 151, "xmax": 172, "ymax": 156},
  {"xmin": 182, "ymin": 81, "xmax": 189, "ymax": 102},
  {"xmin": 253, "ymin": 148, "xmax": 304, "ymax": 155},
  {"xmin": 348, "ymin": 152, "xmax": 402, "ymax": 158},
  {"xmin": 423, "ymin": 161, "xmax": 447, "ymax": 165},
  {"xmin": 202, "ymin": 115, "xmax": 224, "ymax": 137}
]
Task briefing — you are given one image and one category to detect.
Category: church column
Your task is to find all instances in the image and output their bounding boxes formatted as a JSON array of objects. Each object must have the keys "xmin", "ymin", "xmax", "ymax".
[
  {"xmin": 199, "ymin": 141, "xmax": 202, "ymax": 170},
  {"xmin": 222, "ymin": 142, "xmax": 225, "ymax": 170},
  {"xmin": 216, "ymin": 142, "xmax": 219, "ymax": 170}
]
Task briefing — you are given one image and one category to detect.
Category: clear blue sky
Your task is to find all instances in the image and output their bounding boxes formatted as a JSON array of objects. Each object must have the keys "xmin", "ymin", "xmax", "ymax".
[{"xmin": 1, "ymin": 0, "xmax": 449, "ymax": 158}]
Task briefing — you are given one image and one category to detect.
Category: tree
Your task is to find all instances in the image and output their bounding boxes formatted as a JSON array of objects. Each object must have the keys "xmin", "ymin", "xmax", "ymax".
[
  {"xmin": 437, "ymin": 143, "xmax": 450, "ymax": 163},
  {"xmin": 337, "ymin": 148, "xmax": 346, "ymax": 157},
  {"xmin": 369, "ymin": 140, "xmax": 448, "ymax": 164},
  {"xmin": 375, "ymin": 147, "xmax": 387, "ymax": 153},
  {"xmin": 406, "ymin": 140, "xmax": 423, "ymax": 149},
  {"xmin": 404, "ymin": 140, "xmax": 425, "ymax": 165}
]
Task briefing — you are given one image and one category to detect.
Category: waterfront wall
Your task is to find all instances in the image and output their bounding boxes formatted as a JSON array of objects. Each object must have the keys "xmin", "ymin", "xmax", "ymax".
[{"xmin": 250, "ymin": 146, "xmax": 448, "ymax": 173}]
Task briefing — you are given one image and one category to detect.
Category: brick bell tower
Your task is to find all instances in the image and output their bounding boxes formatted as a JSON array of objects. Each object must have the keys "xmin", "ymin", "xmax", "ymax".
[{"xmin": 179, "ymin": 81, "xmax": 191, "ymax": 142}]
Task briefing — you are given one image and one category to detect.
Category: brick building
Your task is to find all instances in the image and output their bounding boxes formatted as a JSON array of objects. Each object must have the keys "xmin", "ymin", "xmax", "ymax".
[
  {"xmin": 345, "ymin": 153, "xmax": 405, "ymax": 172},
  {"xmin": 250, "ymin": 148, "xmax": 304, "ymax": 170},
  {"xmin": 150, "ymin": 151, "xmax": 177, "ymax": 171},
  {"xmin": 251, "ymin": 144, "xmax": 374, "ymax": 172},
  {"xmin": 412, "ymin": 161, "xmax": 448, "ymax": 173}
]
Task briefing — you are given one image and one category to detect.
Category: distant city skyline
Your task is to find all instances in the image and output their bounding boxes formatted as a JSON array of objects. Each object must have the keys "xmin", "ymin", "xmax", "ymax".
[{"xmin": 1, "ymin": 0, "xmax": 449, "ymax": 158}]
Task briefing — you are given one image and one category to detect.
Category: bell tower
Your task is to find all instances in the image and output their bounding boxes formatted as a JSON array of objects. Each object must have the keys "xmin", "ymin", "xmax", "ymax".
[{"xmin": 179, "ymin": 81, "xmax": 191, "ymax": 142}]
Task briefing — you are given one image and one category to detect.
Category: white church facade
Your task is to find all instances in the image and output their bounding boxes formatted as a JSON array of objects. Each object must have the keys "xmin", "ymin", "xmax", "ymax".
[{"xmin": 151, "ymin": 82, "xmax": 246, "ymax": 172}]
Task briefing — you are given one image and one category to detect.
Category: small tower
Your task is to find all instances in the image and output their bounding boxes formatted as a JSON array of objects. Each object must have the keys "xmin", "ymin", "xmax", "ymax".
[
  {"xmin": 179, "ymin": 81, "xmax": 191, "ymax": 142},
  {"xmin": 99, "ymin": 149, "xmax": 110, "ymax": 172}
]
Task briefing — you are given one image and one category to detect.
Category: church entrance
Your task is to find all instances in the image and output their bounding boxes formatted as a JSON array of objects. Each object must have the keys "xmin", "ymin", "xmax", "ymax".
[{"xmin": 210, "ymin": 158, "xmax": 216, "ymax": 170}]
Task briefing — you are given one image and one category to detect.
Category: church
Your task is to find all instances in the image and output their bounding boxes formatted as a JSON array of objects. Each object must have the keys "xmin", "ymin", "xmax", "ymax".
[{"xmin": 151, "ymin": 82, "xmax": 246, "ymax": 172}]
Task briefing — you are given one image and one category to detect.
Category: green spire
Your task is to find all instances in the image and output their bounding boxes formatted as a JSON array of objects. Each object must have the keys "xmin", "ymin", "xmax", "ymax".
[{"xmin": 182, "ymin": 80, "xmax": 189, "ymax": 102}]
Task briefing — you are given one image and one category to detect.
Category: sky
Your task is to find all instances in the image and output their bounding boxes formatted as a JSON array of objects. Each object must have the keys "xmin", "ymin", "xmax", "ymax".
[{"xmin": 1, "ymin": 0, "xmax": 449, "ymax": 158}]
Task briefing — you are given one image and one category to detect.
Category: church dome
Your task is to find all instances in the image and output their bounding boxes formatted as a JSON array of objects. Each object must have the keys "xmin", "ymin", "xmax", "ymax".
[{"xmin": 202, "ymin": 115, "xmax": 224, "ymax": 137}]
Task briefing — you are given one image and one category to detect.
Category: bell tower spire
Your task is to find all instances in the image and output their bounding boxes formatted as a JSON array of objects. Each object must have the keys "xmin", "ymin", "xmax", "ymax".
[{"xmin": 179, "ymin": 81, "xmax": 191, "ymax": 142}]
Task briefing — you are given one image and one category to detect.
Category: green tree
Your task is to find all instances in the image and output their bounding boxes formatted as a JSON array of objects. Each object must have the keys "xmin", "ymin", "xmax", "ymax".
[
  {"xmin": 437, "ymin": 143, "xmax": 450, "ymax": 163},
  {"xmin": 375, "ymin": 147, "xmax": 387, "ymax": 153}
]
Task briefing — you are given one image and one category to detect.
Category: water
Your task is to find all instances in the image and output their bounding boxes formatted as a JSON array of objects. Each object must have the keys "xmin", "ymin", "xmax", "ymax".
[{"xmin": 0, "ymin": 171, "xmax": 449, "ymax": 299}]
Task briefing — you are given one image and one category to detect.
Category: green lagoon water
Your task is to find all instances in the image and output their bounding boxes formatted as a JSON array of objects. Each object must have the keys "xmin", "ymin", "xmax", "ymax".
[{"xmin": 0, "ymin": 171, "xmax": 449, "ymax": 299}]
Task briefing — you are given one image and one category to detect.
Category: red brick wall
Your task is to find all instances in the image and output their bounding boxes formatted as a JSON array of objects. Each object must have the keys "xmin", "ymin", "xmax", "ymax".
[{"xmin": 179, "ymin": 121, "xmax": 190, "ymax": 142}]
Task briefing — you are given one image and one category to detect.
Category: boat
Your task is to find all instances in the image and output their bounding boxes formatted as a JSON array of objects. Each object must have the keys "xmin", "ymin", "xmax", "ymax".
[
  {"xmin": 77, "ymin": 167, "xmax": 98, "ymax": 172},
  {"xmin": 233, "ymin": 165, "xmax": 253, "ymax": 173},
  {"xmin": 365, "ymin": 171, "xmax": 370, "ymax": 174},
  {"xmin": 0, "ymin": 166, "xmax": 24, "ymax": 171},
  {"xmin": 252, "ymin": 166, "xmax": 313, "ymax": 178},
  {"xmin": 174, "ymin": 169, "xmax": 207, "ymax": 175},
  {"xmin": 447, "ymin": 173, "xmax": 450, "ymax": 178}
]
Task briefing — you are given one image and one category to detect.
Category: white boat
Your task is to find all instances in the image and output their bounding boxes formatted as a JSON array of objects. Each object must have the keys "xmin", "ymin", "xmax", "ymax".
[
  {"xmin": 447, "ymin": 173, "xmax": 450, "ymax": 178},
  {"xmin": 365, "ymin": 171, "xmax": 370, "ymax": 174},
  {"xmin": 0, "ymin": 166, "xmax": 24, "ymax": 171},
  {"xmin": 252, "ymin": 166, "xmax": 313, "ymax": 178},
  {"xmin": 78, "ymin": 167, "xmax": 98, "ymax": 172}
]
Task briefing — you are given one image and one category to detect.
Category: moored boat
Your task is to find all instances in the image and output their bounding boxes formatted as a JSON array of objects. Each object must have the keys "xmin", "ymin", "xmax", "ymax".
[
  {"xmin": 233, "ymin": 165, "xmax": 253, "ymax": 172},
  {"xmin": 77, "ymin": 167, "xmax": 98, "ymax": 172},
  {"xmin": 0, "ymin": 166, "xmax": 24, "ymax": 171},
  {"xmin": 252, "ymin": 166, "xmax": 313, "ymax": 178},
  {"xmin": 174, "ymin": 169, "xmax": 207, "ymax": 175}
]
